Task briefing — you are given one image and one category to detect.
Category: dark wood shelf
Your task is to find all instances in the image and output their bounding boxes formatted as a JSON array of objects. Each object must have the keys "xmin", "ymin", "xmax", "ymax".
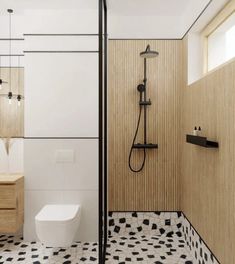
[
  {"xmin": 133, "ymin": 143, "xmax": 158, "ymax": 149},
  {"xmin": 186, "ymin": 134, "xmax": 219, "ymax": 148}
]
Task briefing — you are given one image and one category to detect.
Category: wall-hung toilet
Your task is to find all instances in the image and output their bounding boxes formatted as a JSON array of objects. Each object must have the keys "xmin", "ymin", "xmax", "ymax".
[{"xmin": 35, "ymin": 204, "xmax": 81, "ymax": 247}]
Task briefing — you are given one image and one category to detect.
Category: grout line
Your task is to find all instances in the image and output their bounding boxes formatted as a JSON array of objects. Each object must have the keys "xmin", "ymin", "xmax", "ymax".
[
  {"xmin": 24, "ymin": 189, "xmax": 98, "ymax": 192},
  {"xmin": 23, "ymin": 34, "xmax": 99, "ymax": 36},
  {"xmin": 23, "ymin": 51, "xmax": 98, "ymax": 53},
  {"xmin": 0, "ymin": 38, "xmax": 24, "ymax": 41},
  {"xmin": 24, "ymin": 137, "xmax": 98, "ymax": 139}
]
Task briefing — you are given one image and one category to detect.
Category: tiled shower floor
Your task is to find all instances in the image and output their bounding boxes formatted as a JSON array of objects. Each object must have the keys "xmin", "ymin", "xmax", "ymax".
[
  {"xmin": 106, "ymin": 233, "xmax": 193, "ymax": 263},
  {"xmin": 105, "ymin": 212, "xmax": 194, "ymax": 264}
]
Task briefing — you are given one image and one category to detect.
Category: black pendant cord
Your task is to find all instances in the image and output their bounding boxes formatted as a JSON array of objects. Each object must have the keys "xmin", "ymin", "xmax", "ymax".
[
  {"xmin": 128, "ymin": 107, "xmax": 146, "ymax": 173},
  {"xmin": 17, "ymin": 56, "xmax": 20, "ymax": 93},
  {"xmin": 9, "ymin": 10, "xmax": 12, "ymax": 93}
]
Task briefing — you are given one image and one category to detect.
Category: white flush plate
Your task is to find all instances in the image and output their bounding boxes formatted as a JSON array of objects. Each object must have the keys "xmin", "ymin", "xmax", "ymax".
[{"xmin": 55, "ymin": 149, "xmax": 75, "ymax": 163}]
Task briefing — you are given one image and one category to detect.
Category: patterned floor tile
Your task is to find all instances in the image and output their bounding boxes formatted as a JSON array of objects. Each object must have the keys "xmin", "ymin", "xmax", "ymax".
[
  {"xmin": 106, "ymin": 232, "xmax": 194, "ymax": 264},
  {"xmin": 0, "ymin": 235, "xmax": 98, "ymax": 264}
]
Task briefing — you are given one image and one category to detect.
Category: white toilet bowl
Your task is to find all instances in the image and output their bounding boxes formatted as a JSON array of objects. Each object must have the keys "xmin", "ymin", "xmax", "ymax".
[{"xmin": 35, "ymin": 204, "xmax": 81, "ymax": 247}]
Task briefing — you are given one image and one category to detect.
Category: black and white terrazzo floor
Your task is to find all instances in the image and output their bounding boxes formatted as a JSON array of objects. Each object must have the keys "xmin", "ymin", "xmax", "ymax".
[
  {"xmin": 0, "ymin": 233, "xmax": 193, "ymax": 264},
  {"xmin": 105, "ymin": 212, "xmax": 194, "ymax": 264},
  {"xmin": 106, "ymin": 233, "xmax": 194, "ymax": 263},
  {"xmin": 0, "ymin": 212, "xmax": 218, "ymax": 263},
  {"xmin": 0, "ymin": 235, "xmax": 98, "ymax": 264}
]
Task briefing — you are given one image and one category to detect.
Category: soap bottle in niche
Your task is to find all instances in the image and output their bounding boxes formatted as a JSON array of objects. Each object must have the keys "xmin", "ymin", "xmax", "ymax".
[
  {"xmin": 193, "ymin": 126, "xmax": 198, "ymax": 136},
  {"xmin": 198, "ymin": 126, "xmax": 202, "ymax": 136}
]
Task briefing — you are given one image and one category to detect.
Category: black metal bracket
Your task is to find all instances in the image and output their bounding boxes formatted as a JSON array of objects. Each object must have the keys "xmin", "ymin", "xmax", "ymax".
[
  {"xmin": 133, "ymin": 143, "xmax": 158, "ymax": 149},
  {"xmin": 186, "ymin": 135, "xmax": 219, "ymax": 148},
  {"xmin": 139, "ymin": 99, "xmax": 151, "ymax": 106}
]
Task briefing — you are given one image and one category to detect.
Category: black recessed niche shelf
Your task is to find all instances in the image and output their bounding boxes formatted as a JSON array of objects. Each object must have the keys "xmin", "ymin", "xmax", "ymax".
[{"xmin": 186, "ymin": 134, "xmax": 219, "ymax": 148}]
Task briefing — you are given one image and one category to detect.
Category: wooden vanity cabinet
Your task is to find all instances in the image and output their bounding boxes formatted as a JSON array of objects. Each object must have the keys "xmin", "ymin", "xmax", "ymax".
[{"xmin": 0, "ymin": 175, "xmax": 24, "ymax": 233}]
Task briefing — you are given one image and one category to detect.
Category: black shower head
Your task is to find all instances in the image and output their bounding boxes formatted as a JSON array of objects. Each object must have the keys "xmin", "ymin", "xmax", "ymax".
[{"xmin": 140, "ymin": 45, "xmax": 159, "ymax": 59}]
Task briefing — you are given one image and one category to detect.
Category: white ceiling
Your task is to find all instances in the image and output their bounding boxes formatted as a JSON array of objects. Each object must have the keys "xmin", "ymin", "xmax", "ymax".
[
  {"xmin": 107, "ymin": 0, "xmax": 230, "ymax": 38},
  {"xmin": 107, "ymin": 0, "xmax": 190, "ymax": 16}
]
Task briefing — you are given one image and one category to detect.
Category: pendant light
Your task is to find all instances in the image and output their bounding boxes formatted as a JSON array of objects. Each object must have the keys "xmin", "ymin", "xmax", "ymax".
[
  {"xmin": 0, "ymin": 56, "xmax": 8, "ymax": 90},
  {"xmin": 8, "ymin": 9, "xmax": 13, "ymax": 104},
  {"xmin": 0, "ymin": 8, "xmax": 24, "ymax": 106},
  {"xmin": 17, "ymin": 56, "xmax": 22, "ymax": 106}
]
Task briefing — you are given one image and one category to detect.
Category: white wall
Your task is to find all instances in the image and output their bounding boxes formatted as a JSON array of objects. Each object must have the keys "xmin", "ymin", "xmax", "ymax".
[
  {"xmin": 24, "ymin": 139, "xmax": 98, "ymax": 241},
  {"xmin": 187, "ymin": 33, "xmax": 204, "ymax": 84},
  {"xmin": 22, "ymin": 9, "xmax": 99, "ymax": 242},
  {"xmin": 24, "ymin": 52, "xmax": 98, "ymax": 137}
]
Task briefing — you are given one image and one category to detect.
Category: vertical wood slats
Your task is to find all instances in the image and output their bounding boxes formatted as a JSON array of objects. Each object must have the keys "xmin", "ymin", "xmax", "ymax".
[
  {"xmin": 108, "ymin": 40, "xmax": 182, "ymax": 211},
  {"xmin": 180, "ymin": 37, "xmax": 235, "ymax": 264}
]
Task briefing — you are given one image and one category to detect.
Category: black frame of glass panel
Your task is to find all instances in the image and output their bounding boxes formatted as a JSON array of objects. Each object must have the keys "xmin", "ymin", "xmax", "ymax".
[
  {"xmin": 103, "ymin": 0, "xmax": 108, "ymax": 262},
  {"xmin": 98, "ymin": 0, "xmax": 103, "ymax": 262},
  {"xmin": 99, "ymin": 0, "xmax": 108, "ymax": 263}
]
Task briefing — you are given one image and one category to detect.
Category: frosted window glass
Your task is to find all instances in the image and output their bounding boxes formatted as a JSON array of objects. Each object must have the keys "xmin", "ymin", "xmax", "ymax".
[{"xmin": 208, "ymin": 12, "xmax": 235, "ymax": 71}]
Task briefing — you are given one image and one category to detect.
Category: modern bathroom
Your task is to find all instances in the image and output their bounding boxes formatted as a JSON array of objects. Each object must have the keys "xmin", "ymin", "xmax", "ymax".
[{"xmin": 0, "ymin": 0, "xmax": 234, "ymax": 263}]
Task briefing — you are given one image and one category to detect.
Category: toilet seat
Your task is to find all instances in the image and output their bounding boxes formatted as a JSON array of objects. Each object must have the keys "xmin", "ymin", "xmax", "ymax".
[{"xmin": 35, "ymin": 204, "xmax": 80, "ymax": 223}]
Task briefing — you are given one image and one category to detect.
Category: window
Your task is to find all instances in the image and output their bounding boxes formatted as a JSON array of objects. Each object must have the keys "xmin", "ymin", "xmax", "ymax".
[{"xmin": 207, "ymin": 12, "xmax": 235, "ymax": 71}]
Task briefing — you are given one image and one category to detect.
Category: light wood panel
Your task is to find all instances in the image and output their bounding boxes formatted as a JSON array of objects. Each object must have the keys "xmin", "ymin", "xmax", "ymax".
[
  {"xmin": 108, "ymin": 40, "xmax": 183, "ymax": 211},
  {"xmin": 0, "ymin": 67, "xmax": 24, "ymax": 137},
  {"xmin": 180, "ymin": 37, "xmax": 235, "ymax": 264}
]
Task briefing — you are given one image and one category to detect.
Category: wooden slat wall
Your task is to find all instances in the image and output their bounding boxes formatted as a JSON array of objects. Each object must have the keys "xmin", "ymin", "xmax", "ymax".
[
  {"xmin": 108, "ymin": 40, "xmax": 183, "ymax": 211},
  {"xmin": 0, "ymin": 68, "xmax": 24, "ymax": 137},
  {"xmin": 180, "ymin": 38, "xmax": 235, "ymax": 264}
]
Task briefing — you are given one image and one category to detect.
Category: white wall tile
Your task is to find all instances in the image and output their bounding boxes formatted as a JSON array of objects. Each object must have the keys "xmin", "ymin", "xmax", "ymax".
[
  {"xmin": 0, "ymin": 57, "xmax": 25, "ymax": 67},
  {"xmin": 24, "ymin": 53, "xmax": 98, "ymax": 137},
  {"xmin": 24, "ymin": 139, "xmax": 98, "ymax": 190},
  {"xmin": 24, "ymin": 10, "xmax": 98, "ymax": 35},
  {"xmin": 0, "ymin": 41, "xmax": 24, "ymax": 55},
  {"xmin": 24, "ymin": 190, "xmax": 63, "ymax": 241},
  {"xmin": 61, "ymin": 190, "xmax": 98, "ymax": 241},
  {"xmin": 24, "ymin": 36, "xmax": 98, "ymax": 51}
]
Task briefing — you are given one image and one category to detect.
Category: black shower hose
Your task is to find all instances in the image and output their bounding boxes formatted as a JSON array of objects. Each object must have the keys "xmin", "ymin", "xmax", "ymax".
[{"xmin": 128, "ymin": 107, "xmax": 146, "ymax": 172}]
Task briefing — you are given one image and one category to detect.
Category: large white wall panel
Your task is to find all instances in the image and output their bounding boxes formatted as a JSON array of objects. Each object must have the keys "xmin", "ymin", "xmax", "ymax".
[
  {"xmin": 24, "ymin": 139, "xmax": 98, "ymax": 190},
  {"xmin": 0, "ymin": 56, "xmax": 25, "ymax": 67},
  {"xmin": 0, "ymin": 40, "xmax": 24, "ymax": 55},
  {"xmin": 24, "ymin": 36, "xmax": 98, "ymax": 51},
  {"xmin": 0, "ymin": 9, "xmax": 98, "ymax": 38},
  {"xmin": 24, "ymin": 10, "xmax": 98, "ymax": 34},
  {"xmin": 24, "ymin": 53, "xmax": 98, "ymax": 137}
]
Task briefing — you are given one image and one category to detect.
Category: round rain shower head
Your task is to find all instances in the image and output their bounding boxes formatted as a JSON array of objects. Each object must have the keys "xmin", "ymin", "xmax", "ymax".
[{"xmin": 140, "ymin": 45, "xmax": 159, "ymax": 59}]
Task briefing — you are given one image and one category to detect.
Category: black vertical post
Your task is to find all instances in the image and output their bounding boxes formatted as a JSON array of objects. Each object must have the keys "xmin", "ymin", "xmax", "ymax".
[
  {"xmin": 98, "ymin": 0, "xmax": 103, "ymax": 263},
  {"xmin": 143, "ymin": 58, "xmax": 147, "ymax": 144},
  {"xmin": 103, "ymin": 0, "xmax": 108, "ymax": 262}
]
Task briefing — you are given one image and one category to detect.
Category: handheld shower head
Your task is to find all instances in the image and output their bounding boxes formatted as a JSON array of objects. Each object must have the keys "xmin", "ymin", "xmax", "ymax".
[
  {"xmin": 137, "ymin": 84, "xmax": 145, "ymax": 93},
  {"xmin": 140, "ymin": 45, "xmax": 159, "ymax": 59}
]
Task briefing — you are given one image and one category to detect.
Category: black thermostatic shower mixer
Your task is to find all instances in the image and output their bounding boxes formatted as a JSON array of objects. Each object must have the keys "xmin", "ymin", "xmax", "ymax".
[{"xmin": 128, "ymin": 45, "xmax": 158, "ymax": 173}]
